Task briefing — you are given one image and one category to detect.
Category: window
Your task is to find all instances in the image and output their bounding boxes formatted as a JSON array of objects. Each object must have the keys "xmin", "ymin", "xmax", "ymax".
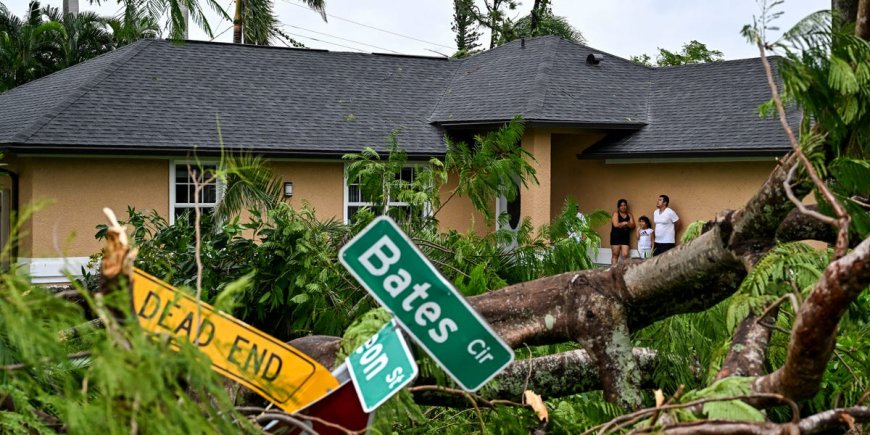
[
  {"xmin": 169, "ymin": 162, "xmax": 221, "ymax": 225},
  {"xmin": 345, "ymin": 166, "xmax": 419, "ymax": 223}
]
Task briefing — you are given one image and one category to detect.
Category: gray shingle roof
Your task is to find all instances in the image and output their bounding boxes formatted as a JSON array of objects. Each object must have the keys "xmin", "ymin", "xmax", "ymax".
[
  {"xmin": 430, "ymin": 37, "xmax": 649, "ymax": 126},
  {"xmin": 0, "ymin": 39, "xmax": 458, "ymax": 157},
  {"xmin": 0, "ymin": 36, "xmax": 792, "ymax": 158},
  {"xmin": 581, "ymin": 57, "xmax": 797, "ymax": 158}
]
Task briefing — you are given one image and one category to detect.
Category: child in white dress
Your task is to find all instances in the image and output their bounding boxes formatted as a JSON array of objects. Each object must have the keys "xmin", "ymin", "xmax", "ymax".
[{"xmin": 637, "ymin": 216, "xmax": 654, "ymax": 259}]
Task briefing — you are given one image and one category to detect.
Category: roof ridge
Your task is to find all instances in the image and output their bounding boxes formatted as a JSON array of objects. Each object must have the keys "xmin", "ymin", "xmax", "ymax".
[
  {"xmin": 524, "ymin": 37, "xmax": 560, "ymax": 118},
  {"xmin": 426, "ymin": 51, "xmax": 467, "ymax": 123},
  {"xmin": 653, "ymin": 56, "xmax": 779, "ymax": 69},
  {"xmin": 561, "ymin": 39, "xmax": 652, "ymax": 69},
  {"xmin": 10, "ymin": 40, "xmax": 156, "ymax": 144}
]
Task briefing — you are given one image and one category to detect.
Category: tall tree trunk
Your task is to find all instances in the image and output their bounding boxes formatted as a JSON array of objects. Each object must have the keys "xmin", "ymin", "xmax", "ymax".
[
  {"xmin": 62, "ymin": 0, "xmax": 78, "ymax": 16},
  {"xmin": 833, "ymin": 0, "xmax": 859, "ymax": 27},
  {"xmin": 233, "ymin": 0, "xmax": 245, "ymax": 44},
  {"xmin": 529, "ymin": 0, "xmax": 543, "ymax": 36}
]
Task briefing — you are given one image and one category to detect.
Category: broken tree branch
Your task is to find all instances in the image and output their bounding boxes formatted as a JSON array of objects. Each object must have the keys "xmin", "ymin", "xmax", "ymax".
[
  {"xmin": 753, "ymin": 236, "xmax": 870, "ymax": 401},
  {"xmin": 716, "ymin": 311, "xmax": 777, "ymax": 381},
  {"xmin": 587, "ymin": 393, "xmax": 798, "ymax": 435}
]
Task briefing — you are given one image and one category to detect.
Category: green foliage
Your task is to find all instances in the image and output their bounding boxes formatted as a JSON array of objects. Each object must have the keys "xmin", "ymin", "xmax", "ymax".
[
  {"xmin": 633, "ymin": 300, "xmax": 734, "ymax": 392},
  {"xmin": 628, "ymin": 53, "xmax": 653, "ymax": 67},
  {"xmin": 548, "ymin": 392, "xmax": 624, "ymax": 432},
  {"xmin": 830, "ymin": 157, "xmax": 870, "ymax": 237},
  {"xmin": 668, "ymin": 378, "xmax": 765, "ymax": 423},
  {"xmin": 679, "ymin": 220, "xmax": 707, "ymax": 243},
  {"xmin": 0, "ymin": 0, "xmax": 169, "ymax": 92},
  {"xmin": 451, "ymin": 0, "xmax": 482, "ymax": 57},
  {"xmin": 213, "ymin": 152, "xmax": 283, "ymax": 226},
  {"xmin": 501, "ymin": 4, "xmax": 585, "ymax": 45},
  {"xmin": 0, "ymin": 275, "xmax": 257, "ymax": 433},
  {"xmin": 92, "ymin": 203, "xmax": 371, "ymax": 341},
  {"xmin": 344, "ymin": 134, "xmax": 446, "ymax": 229},
  {"xmin": 630, "ymin": 40, "xmax": 724, "ymax": 67},
  {"xmin": 726, "ymin": 242, "xmax": 831, "ymax": 331},
  {"xmin": 746, "ymin": 6, "xmax": 870, "ymax": 238},
  {"xmin": 445, "ymin": 116, "xmax": 537, "ymax": 224}
]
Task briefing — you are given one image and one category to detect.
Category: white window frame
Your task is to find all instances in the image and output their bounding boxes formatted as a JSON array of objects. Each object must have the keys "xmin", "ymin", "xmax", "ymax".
[
  {"xmin": 343, "ymin": 164, "xmax": 428, "ymax": 224},
  {"xmin": 169, "ymin": 160, "xmax": 223, "ymax": 224}
]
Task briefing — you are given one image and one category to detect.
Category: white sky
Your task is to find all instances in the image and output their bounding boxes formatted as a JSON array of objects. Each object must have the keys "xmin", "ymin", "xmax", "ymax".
[{"xmin": 4, "ymin": 0, "xmax": 829, "ymax": 60}]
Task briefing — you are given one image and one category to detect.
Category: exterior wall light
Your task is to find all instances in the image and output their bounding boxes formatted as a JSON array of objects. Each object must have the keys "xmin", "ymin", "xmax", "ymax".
[{"xmin": 283, "ymin": 181, "xmax": 293, "ymax": 198}]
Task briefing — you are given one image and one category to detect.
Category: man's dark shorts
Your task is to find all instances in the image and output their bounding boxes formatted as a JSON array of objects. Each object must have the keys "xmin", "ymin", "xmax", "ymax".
[{"xmin": 653, "ymin": 243, "xmax": 675, "ymax": 256}]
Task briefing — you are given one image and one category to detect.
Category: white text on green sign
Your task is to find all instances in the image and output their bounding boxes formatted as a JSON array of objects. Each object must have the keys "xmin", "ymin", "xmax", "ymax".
[
  {"xmin": 346, "ymin": 320, "xmax": 418, "ymax": 412},
  {"xmin": 339, "ymin": 216, "xmax": 513, "ymax": 391}
]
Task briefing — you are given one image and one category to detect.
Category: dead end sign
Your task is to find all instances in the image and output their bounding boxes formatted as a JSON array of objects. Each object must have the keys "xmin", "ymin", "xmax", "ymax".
[{"xmin": 131, "ymin": 268, "xmax": 338, "ymax": 414}]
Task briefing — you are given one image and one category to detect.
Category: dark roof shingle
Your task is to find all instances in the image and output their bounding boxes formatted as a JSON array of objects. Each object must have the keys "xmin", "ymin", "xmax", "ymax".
[
  {"xmin": 429, "ymin": 36, "xmax": 649, "ymax": 126},
  {"xmin": 0, "ymin": 36, "xmax": 793, "ymax": 158},
  {"xmin": 582, "ymin": 57, "xmax": 797, "ymax": 158},
  {"xmin": 1, "ymin": 39, "xmax": 458, "ymax": 156}
]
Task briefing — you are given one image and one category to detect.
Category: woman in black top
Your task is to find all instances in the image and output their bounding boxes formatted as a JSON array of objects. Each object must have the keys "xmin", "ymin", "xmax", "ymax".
[{"xmin": 610, "ymin": 198, "xmax": 635, "ymax": 265}]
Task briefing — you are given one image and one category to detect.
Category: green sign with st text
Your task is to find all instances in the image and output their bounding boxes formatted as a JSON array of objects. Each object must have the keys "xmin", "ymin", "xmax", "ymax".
[
  {"xmin": 340, "ymin": 216, "xmax": 513, "ymax": 392},
  {"xmin": 346, "ymin": 320, "xmax": 418, "ymax": 412}
]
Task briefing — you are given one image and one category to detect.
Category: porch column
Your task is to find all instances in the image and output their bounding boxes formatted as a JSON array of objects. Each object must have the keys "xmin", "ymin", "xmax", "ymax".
[{"xmin": 520, "ymin": 129, "xmax": 552, "ymax": 229}]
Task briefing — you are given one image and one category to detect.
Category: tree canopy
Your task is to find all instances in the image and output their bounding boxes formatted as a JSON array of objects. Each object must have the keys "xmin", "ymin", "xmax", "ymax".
[
  {"xmin": 451, "ymin": 0, "xmax": 584, "ymax": 57},
  {"xmin": 0, "ymin": 1, "xmax": 158, "ymax": 92},
  {"xmin": 630, "ymin": 40, "xmax": 724, "ymax": 67}
]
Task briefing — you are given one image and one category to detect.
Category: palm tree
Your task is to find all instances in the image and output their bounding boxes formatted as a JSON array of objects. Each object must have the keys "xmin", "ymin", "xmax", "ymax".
[
  {"xmin": 500, "ymin": 4, "xmax": 585, "ymax": 44},
  {"xmin": 43, "ymin": 5, "xmax": 113, "ymax": 68},
  {"xmin": 213, "ymin": 153, "xmax": 283, "ymax": 226},
  {"xmin": 105, "ymin": 0, "xmax": 161, "ymax": 47},
  {"xmin": 0, "ymin": 1, "xmax": 166, "ymax": 92},
  {"xmin": 0, "ymin": 1, "xmax": 64, "ymax": 91},
  {"xmin": 233, "ymin": 0, "xmax": 325, "ymax": 45}
]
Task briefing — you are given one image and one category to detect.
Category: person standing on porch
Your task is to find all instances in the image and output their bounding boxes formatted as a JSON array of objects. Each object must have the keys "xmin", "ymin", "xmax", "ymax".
[
  {"xmin": 637, "ymin": 216, "xmax": 654, "ymax": 259},
  {"xmin": 610, "ymin": 199, "xmax": 635, "ymax": 265},
  {"xmin": 653, "ymin": 194, "xmax": 680, "ymax": 256}
]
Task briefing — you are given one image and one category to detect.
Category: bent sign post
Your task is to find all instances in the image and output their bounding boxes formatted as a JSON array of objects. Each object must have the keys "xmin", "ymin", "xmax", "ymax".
[
  {"xmin": 131, "ymin": 268, "xmax": 339, "ymax": 413},
  {"xmin": 340, "ymin": 216, "xmax": 513, "ymax": 392},
  {"xmin": 346, "ymin": 320, "xmax": 418, "ymax": 412}
]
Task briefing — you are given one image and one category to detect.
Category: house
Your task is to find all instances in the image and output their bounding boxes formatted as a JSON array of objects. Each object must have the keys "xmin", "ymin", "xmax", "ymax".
[{"xmin": 0, "ymin": 36, "xmax": 793, "ymax": 282}]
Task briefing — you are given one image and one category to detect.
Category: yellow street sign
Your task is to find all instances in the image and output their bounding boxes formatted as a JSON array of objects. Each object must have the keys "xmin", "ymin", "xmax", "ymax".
[{"xmin": 131, "ymin": 268, "xmax": 339, "ymax": 414}]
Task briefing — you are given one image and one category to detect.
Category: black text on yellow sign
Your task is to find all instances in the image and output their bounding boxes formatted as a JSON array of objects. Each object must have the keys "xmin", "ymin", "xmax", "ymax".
[{"xmin": 131, "ymin": 268, "xmax": 339, "ymax": 414}]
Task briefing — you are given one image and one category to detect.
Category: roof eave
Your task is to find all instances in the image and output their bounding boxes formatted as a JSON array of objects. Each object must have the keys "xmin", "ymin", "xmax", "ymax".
[
  {"xmin": 577, "ymin": 148, "xmax": 790, "ymax": 160},
  {"xmin": 435, "ymin": 119, "xmax": 647, "ymax": 130},
  {"xmin": 0, "ymin": 144, "xmax": 444, "ymax": 159}
]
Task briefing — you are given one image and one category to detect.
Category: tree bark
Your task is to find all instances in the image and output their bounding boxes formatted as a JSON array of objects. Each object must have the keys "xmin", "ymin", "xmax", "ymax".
[
  {"xmin": 287, "ymin": 334, "xmax": 658, "ymax": 406},
  {"xmin": 716, "ymin": 311, "xmax": 777, "ymax": 381},
  {"xmin": 648, "ymin": 406, "xmax": 870, "ymax": 434},
  {"xmin": 834, "ymin": 0, "xmax": 860, "ymax": 28},
  {"xmin": 776, "ymin": 206, "xmax": 837, "ymax": 245},
  {"xmin": 855, "ymin": 0, "xmax": 870, "ymax": 40}
]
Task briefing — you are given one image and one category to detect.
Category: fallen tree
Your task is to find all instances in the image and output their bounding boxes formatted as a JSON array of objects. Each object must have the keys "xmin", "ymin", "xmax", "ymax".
[
  {"xmin": 2, "ymin": 2, "xmax": 868, "ymax": 434},
  {"xmin": 287, "ymin": 2, "xmax": 870, "ymax": 431}
]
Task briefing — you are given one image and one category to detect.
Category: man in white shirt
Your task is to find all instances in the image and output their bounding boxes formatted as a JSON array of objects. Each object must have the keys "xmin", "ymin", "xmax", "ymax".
[{"xmin": 653, "ymin": 194, "xmax": 679, "ymax": 256}]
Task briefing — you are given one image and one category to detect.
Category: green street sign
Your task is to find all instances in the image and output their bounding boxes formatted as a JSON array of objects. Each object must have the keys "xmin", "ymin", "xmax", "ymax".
[
  {"xmin": 340, "ymin": 216, "xmax": 513, "ymax": 392},
  {"xmin": 346, "ymin": 320, "xmax": 418, "ymax": 413}
]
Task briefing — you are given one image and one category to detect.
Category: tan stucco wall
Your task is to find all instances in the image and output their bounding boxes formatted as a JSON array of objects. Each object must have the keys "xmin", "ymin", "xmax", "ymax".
[
  {"xmin": 551, "ymin": 133, "xmax": 778, "ymax": 247},
  {"xmin": 269, "ymin": 161, "xmax": 345, "ymax": 220},
  {"xmin": 19, "ymin": 157, "xmax": 169, "ymax": 257},
  {"xmin": 521, "ymin": 129, "xmax": 552, "ymax": 229},
  {"xmin": 437, "ymin": 173, "xmax": 491, "ymax": 236},
  {"xmin": 11, "ymin": 134, "xmax": 777, "ymax": 260},
  {"xmin": 11, "ymin": 156, "xmax": 490, "ymax": 258}
]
